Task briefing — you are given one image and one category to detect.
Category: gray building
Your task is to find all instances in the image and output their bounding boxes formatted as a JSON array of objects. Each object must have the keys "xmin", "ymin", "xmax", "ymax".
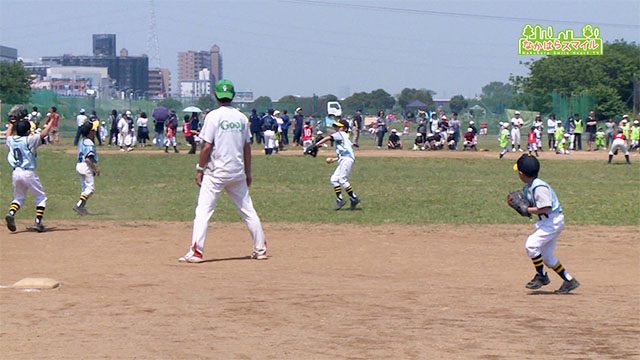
[
  {"xmin": 93, "ymin": 34, "xmax": 116, "ymax": 57},
  {"xmin": 0, "ymin": 45, "xmax": 18, "ymax": 62}
]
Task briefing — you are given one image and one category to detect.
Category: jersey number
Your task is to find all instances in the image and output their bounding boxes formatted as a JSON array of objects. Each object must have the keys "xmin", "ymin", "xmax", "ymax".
[{"xmin": 13, "ymin": 148, "xmax": 25, "ymax": 165}]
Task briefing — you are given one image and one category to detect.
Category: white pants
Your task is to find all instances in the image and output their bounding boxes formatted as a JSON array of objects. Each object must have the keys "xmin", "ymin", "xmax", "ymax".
[
  {"xmin": 164, "ymin": 136, "xmax": 177, "ymax": 147},
  {"xmin": 11, "ymin": 168, "xmax": 47, "ymax": 207},
  {"xmin": 525, "ymin": 212, "xmax": 564, "ymax": 267},
  {"xmin": 609, "ymin": 138, "xmax": 629, "ymax": 156},
  {"xmin": 330, "ymin": 157, "xmax": 354, "ymax": 189},
  {"xmin": 263, "ymin": 130, "xmax": 275, "ymax": 149},
  {"xmin": 510, "ymin": 128, "xmax": 521, "ymax": 146},
  {"xmin": 76, "ymin": 162, "xmax": 95, "ymax": 197},
  {"xmin": 189, "ymin": 175, "xmax": 266, "ymax": 256}
]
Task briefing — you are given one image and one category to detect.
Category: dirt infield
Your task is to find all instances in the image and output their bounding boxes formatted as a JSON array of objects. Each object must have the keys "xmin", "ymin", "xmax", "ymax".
[{"xmin": 1, "ymin": 221, "xmax": 638, "ymax": 359}]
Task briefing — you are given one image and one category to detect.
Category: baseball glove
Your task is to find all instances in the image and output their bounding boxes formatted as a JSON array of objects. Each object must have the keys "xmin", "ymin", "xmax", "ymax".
[
  {"xmin": 304, "ymin": 144, "xmax": 319, "ymax": 157},
  {"xmin": 507, "ymin": 190, "xmax": 531, "ymax": 217}
]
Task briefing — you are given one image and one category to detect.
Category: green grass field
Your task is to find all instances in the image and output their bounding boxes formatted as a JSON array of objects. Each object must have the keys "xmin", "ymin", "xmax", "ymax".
[{"xmin": 1, "ymin": 141, "xmax": 638, "ymax": 226}]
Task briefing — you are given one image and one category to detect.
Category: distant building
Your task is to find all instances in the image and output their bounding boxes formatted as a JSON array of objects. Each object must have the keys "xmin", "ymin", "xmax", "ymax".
[
  {"xmin": 0, "ymin": 45, "xmax": 18, "ymax": 62},
  {"xmin": 148, "ymin": 67, "xmax": 171, "ymax": 98},
  {"xmin": 176, "ymin": 45, "xmax": 222, "ymax": 96},
  {"xmin": 44, "ymin": 66, "xmax": 111, "ymax": 97},
  {"xmin": 93, "ymin": 34, "xmax": 116, "ymax": 57},
  {"xmin": 39, "ymin": 34, "xmax": 149, "ymax": 95},
  {"xmin": 433, "ymin": 98, "xmax": 451, "ymax": 110},
  {"xmin": 180, "ymin": 68, "xmax": 211, "ymax": 98}
]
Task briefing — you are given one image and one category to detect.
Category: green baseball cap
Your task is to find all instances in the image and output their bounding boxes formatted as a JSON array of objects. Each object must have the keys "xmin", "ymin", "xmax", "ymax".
[{"xmin": 215, "ymin": 79, "xmax": 235, "ymax": 100}]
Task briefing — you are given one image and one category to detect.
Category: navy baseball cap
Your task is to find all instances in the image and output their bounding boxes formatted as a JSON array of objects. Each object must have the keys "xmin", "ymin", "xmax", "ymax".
[{"xmin": 514, "ymin": 154, "xmax": 540, "ymax": 178}]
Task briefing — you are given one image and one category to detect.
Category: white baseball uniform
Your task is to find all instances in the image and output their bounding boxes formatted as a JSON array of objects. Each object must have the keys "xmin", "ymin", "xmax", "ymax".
[
  {"xmin": 330, "ymin": 130, "xmax": 355, "ymax": 189},
  {"xmin": 76, "ymin": 138, "xmax": 98, "ymax": 197},
  {"xmin": 523, "ymin": 178, "xmax": 564, "ymax": 267},
  {"xmin": 510, "ymin": 117, "xmax": 523, "ymax": 149},
  {"xmin": 186, "ymin": 105, "xmax": 267, "ymax": 258},
  {"xmin": 7, "ymin": 134, "xmax": 47, "ymax": 208}
]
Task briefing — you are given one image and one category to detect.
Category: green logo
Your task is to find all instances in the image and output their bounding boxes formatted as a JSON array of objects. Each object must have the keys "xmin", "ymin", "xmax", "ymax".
[
  {"xmin": 518, "ymin": 24, "xmax": 603, "ymax": 56},
  {"xmin": 220, "ymin": 120, "xmax": 244, "ymax": 131}
]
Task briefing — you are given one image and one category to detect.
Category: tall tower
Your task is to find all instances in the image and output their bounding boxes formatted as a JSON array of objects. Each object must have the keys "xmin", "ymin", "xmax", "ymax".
[
  {"xmin": 146, "ymin": 0, "xmax": 162, "ymax": 68},
  {"xmin": 210, "ymin": 45, "xmax": 222, "ymax": 84}
]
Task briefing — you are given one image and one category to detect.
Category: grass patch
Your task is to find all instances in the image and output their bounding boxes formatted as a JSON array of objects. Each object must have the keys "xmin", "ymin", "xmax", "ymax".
[{"xmin": 1, "ymin": 146, "xmax": 638, "ymax": 225}]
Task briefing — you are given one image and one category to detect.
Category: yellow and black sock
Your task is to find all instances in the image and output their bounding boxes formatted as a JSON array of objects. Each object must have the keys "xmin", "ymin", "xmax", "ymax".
[
  {"xmin": 334, "ymin": 185, "xmax": 343, "ymax": 200},
  {"xmin": 552, "ymin": 262, "xmax": 572, "ymax": 281},
  {"xmin": 8, "ymin": 202, "xmax": 20, "ymax": 216},
  {"xmin": 77, "ymin": 194, "xmax": 89, "ymax": 207},
  {"xmin": 35, "ymin": 206, "xmax": 45, "ymax": 224},
  {"xmin": 531, "ymin": 255, "xmax": 545, "ymax": 276},
  {"xmin": 345, "ymin": 185, "xmax": 357, "ymax": 200}
]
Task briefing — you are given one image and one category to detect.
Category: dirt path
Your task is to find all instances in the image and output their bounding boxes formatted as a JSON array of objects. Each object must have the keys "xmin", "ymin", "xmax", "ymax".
[{"xmin": 1, "ymin": 222, "xmax": 638, "ymax": 359}]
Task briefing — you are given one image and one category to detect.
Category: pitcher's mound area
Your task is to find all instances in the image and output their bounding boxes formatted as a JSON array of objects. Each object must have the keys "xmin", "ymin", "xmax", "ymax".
[{"xmin": 1, "ymin": 221, "xmax": 638, "ymax": 359}]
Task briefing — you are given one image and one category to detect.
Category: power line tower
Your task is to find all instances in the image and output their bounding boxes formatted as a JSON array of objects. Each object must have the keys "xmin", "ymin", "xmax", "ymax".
[{"xmin": 146, "ymin": 0, "xmax": 162, "ymax": 68}]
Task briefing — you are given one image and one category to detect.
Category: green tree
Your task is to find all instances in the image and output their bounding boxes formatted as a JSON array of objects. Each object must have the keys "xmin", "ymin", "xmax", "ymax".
[
  {"xmin": 397, "ymin": 88, "xmax": 435, "ymax": 109},
  {"xmin": 368, "ymin": 89, "xmax": 396, "ymax": 111},
  {"xmin": 277, "ymin": 95, "xmax": 299, "ymax": 113},
  {"xmin": 156, "ymin": 98, "xmax": 183, "ymax": 112},
  {"xmin": 196, "ymin": 95, "xmax": 216, "ymax": 111},
  {"xmin": 253, "ymin": 96, "xmax": 273, "ymax": 113},
  {"xmin": 0, "ymin": 61, "xmax": 32, "ymax": 104},
  {"xmin": 480, "ymin": 81, "xmax": 515, "ymax": 114},
  {"xmin": 514, "ymin": 40, "xmax": 640, "ymax": 115},
  {"xmin": 449, "ymin": 95, "xmax": 468, "ymax": 113}
]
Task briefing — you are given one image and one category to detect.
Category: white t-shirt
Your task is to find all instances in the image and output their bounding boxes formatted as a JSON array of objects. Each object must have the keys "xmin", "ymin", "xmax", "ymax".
[
  {"xmin": 118, "ymin": 117, "xmax": 129, "ymax": 134},
  {"xmin": 201, "ymin": 105, "xmax": 251, "ymax": 181},
  {"xmin": 547, "ymin": 119, "xmax": 557, "ymax": 133},
  {"xmin": 137, "ymin": 117, "xmax": 148, "ymax": 127},
  {"xmin": 76, "ymin": 114, "xmax": 88, "ymax": 126}
]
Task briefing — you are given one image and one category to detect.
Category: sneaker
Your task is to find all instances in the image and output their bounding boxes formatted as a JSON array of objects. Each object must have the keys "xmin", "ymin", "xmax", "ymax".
[
  {"xmin": 518, "ymin": 148, "xmax": 524, "ymax": 152},
  {"xmin": 5, "ymin": 213, "xmax": 16, "ymax": 232},
  {"xmin": 178, "ymin": 251, "xmax": 204, "ymax": 263},
  {"xmin": 555, "ymin": 278, "xmax": 580, "ymax": 294},
  {"xmin": 350, "ymin": 197, "xmax": 360, "ymax": 210},
  {"xmin": 73, "ymin": 205, "xmax": 89, "ymax": 216},
  {"xmin": 525, "ymin": 273, "xmax": 550, "ymax": 289},
  {"xmin": 335, "ymin": 198, "xmax": 346, "ymax": 210},
  {"xmin": 26, "ymin": 223, "xmax": 47, "ymax": 233},
  {"xmin": 251, "ymin": 249, "xmax": 268, "ymax": 260}
]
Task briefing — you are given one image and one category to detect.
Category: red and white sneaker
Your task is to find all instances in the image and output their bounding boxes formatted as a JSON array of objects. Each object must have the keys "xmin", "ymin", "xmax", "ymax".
[{"xmin": 178, "ymin": 249, "xmax": 204, "ymax": 263}]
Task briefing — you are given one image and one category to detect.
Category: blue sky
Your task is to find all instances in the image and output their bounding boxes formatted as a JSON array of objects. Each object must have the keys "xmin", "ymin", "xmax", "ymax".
[{"xmin": 1, "ymin": 0, "xmax": 638, "ymax": 99}]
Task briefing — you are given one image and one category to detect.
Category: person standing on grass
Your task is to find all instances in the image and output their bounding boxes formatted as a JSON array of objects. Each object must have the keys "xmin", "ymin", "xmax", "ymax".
[
  {"xmin": 546, "ymin": 113, "xmax": 557, "ymax": 150},
  {"xmin": 375, "ymin": 110, "xmax": 388, "ymax": 149},
  {"xmin": 585, "ymin": 111, "xmax": 598, "ymax": 151},
  {"xmin": 136, "ymin": 111, "xmax": 150, "ymax": 147},
  {"xmin": 5, "ymin": 105, "xmax": 54, "ymax": 233},
  {"xmin": 74, "ymin": 108, "xmax": 88, "ymax": 146},
  {"xmin": 46, "ymin": 106, "xmax": 61, "ymax": 145},
  {"xmin": 108, "ymin": 110, "xmax": 119, "ymax": 147},
  {"xmin": 179, "ymin": 79, "xmax": 268, "ymax": 263}
]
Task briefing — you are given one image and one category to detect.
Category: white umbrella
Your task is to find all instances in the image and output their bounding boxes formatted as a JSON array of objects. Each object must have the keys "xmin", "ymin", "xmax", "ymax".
[{"xmin": 183, "ymin": 106, "xmax": 202, "ymax": 113}]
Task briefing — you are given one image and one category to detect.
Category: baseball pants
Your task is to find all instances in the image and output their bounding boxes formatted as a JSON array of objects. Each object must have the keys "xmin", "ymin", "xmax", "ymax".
[
  {"xmin": 11, "ymin": 168, "xmax": 47, "ymax": 208},
  {"xmin": 190, "ymin": 175, "xmax": 267, "ymax": 256},
  {"xmin": 330, "ymin": 157, "xmax": 354, "ymax": 190},
  {"xmin": 76, "ymin": 162, "xmax": 95, "ymax": 197},
  {"xmin": 525, "ymin": 213, "xmax": 564, "ymax": 267},
  {"xmin": 263, "ymin": 130, "xmax": 275, "ymax": 152},
  {"xmin": 609, "ymin": 139, "xmax": 629, "ymax": 156},
  {"xmin": 510, "ymin": 128, "xmax": 521, "ymax": 147}
]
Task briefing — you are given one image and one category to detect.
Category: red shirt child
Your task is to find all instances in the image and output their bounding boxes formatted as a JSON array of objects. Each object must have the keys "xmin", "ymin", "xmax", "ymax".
[{"xmin": 302, "ymin": 124, "xmax": 313, "ymax": 142}]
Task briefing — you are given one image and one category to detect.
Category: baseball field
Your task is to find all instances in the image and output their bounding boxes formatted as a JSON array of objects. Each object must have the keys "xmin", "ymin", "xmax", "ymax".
[{"xmin": 1, "ymin": 138, "xmax": 639, "ymax": 359}]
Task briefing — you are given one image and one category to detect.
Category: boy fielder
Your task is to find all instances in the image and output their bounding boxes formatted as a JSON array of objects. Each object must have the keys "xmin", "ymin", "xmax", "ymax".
[
  {"xmin": 5, "ymin": 105, "xmax": 54, "ymax": 233},
  {"xmin": 73, "ymin": 121, "xmax": 100, "ymax": 215},
  {"xmin": 314, "ymin": 120, "xmax": 361, "ymax": 210},
  {"xmin": 498, "ymin": 123, "xmax": 510, "ymax": 158},
  {"xmin": 511, "ymin": 154, "xmax": 580, "ymax": 293},
  {"xmin": 179, "ymin": 79, "xmax": 267, "ymax": 263}
]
